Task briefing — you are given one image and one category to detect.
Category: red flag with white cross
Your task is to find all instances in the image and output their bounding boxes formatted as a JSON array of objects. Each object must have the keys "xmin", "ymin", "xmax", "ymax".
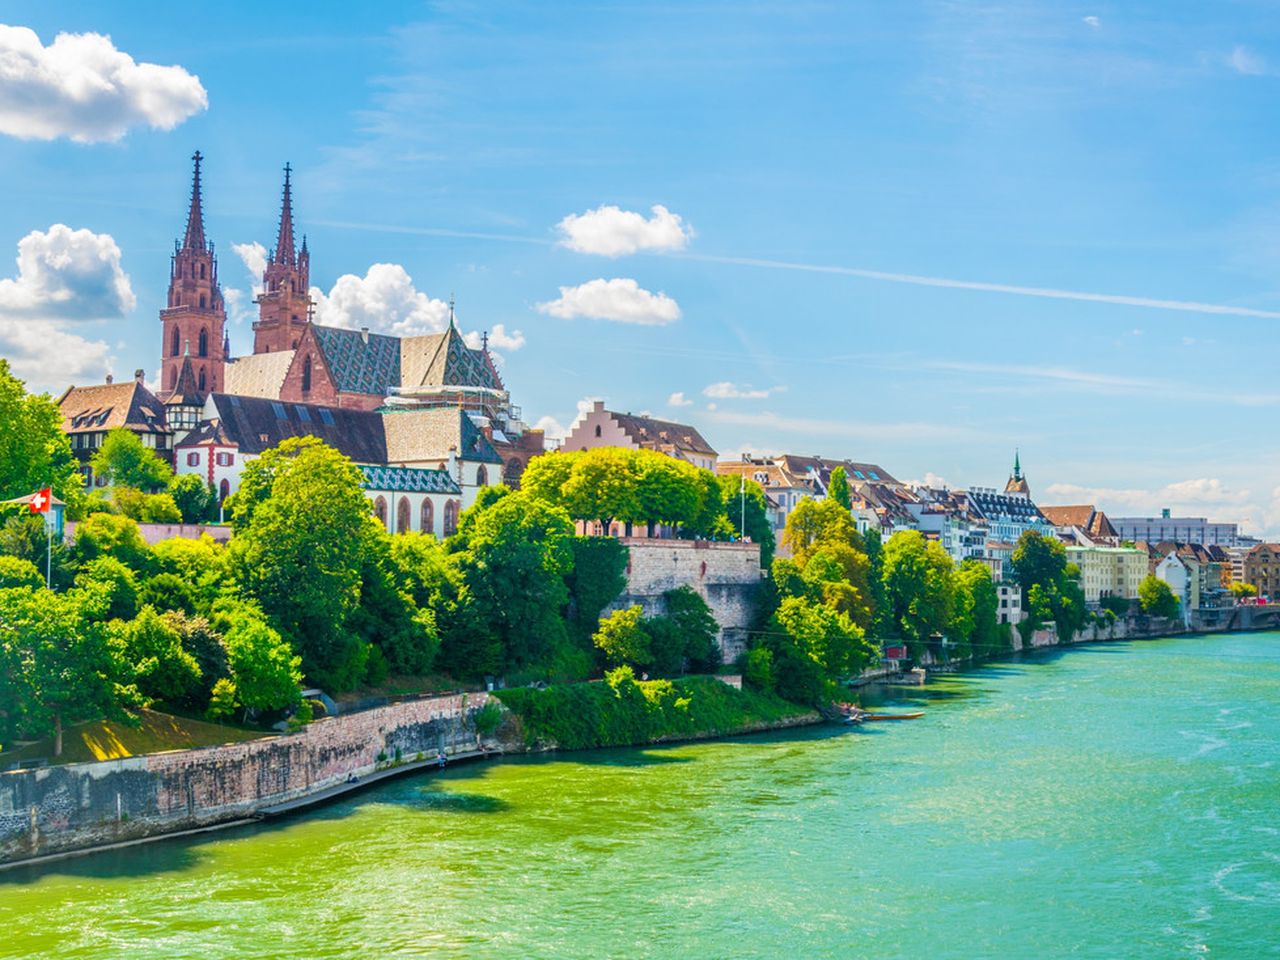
[{"xmin": 29, "ymin": 488, "xmax": 52, "ymax": 513}]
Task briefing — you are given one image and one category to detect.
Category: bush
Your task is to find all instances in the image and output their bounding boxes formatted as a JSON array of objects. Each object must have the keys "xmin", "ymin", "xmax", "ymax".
[
  {"xmin": 743, "ymin": 646, "xmax": 775, "ymax": 692},
  {"xmin": 495, "ymin": 672, "xmax": 808, "ymax": 750},
  {"xmin": 75, "ymin": 555, "xmax": 140, "ymax": 621},
  {"xmin": 0, "ymin": 555, "xmax": 42, "ymax": 591},
  {"xmin": 1099, "ymin": 595, "xmax": 1131, "ymax": 617},
  {"xmin": 473, "ymin": 700, "xmax": 504, "ymax": 736}
]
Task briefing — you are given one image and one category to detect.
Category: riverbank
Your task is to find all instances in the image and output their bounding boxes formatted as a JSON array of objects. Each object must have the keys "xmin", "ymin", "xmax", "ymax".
[{"xmin": 0, "ymin": 676, "xmax": 819, "ymax": 870}]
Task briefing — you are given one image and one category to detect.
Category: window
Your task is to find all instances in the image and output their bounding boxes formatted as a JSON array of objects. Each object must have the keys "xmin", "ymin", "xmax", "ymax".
[
  {"xmin": 868, "ymin": 471, "xmax": 880, "ymax": 480},
  {"xmin": 295, "ymin": 405, "xmax": 310, "ymax": 422},
  {"xmin": 271, "ymin": 402, "xmax": 287, "ymax": 419},
  {"xmin": 421, "ymin": 499, "xmax": 434, "ymax": 535},
  {"xmin": 171, "ymin": 327, "xmax": 180, "ymax": 356},
  {"xmin": 199, "ymin": 329, "xmax": 208, "ymax": 356},
  {"xmin": 200, "ymin": 263, "xmax": 206, "ymax": 279},
  {"xmin": 319, "ymin": 408, "xmax": 334, "ymax": 425},
  {"xmin": 216, "ymin": 452, "xmax": 235, "ymax": 467},
  {"xmin": 444, "ymin": 499, "xmax": 460, "ymax": 536},
  {"xmin": 198, "ymin": 368, "xmax": 206, "ymax": 391},
  {"xmin": 199, "ymin": 295, "xmax": 206, "ymax": 309},
  {"xmin": 187, "ymin": 452, "xmax": 199, "ymax": 467},
  {"xmin": 853, "ymin": 470, "xmax": 865, "ymax": 479},
  {"xmin": 301, "ymin": 356, "xmax": 312, "ymax": 392},
  {"xmin": 476, "ymin": 465, "xmax": 488, "ymax": 487},
  {"xmin": 219, "ymin": 479, "xmax": 230, "ymax": 503},
  {"xmin": 374, "ymin": 496, "xmax": 388, "ymax": 528},
  {"xmin": 594, "ymin": 424, "xmax": 602, "ymax": 438},
  {"xmin": 397, "ymin": 498, "xmax": 411, "ymax": 534}
]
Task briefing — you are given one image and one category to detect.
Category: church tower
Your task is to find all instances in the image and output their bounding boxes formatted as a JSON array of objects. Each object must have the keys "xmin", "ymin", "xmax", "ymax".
[
  {"xmin": 160, "ymin": 151, "xmax": 226, "ymax": 399},
  {"xmin": 1005, "ymin": 449, "xmax": 1031, "ymax": 497},
  {"xmin": 253, "ymin": 163, "xmax": 312, "ymax": 354}
]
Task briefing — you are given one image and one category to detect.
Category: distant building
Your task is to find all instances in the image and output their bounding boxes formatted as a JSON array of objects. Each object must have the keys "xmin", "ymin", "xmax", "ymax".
[
  {"xmin": 1040, "ymin": 504, "xmax": 1119, "ymax": 544},
  {"xmin": 1243, "ymin": 543, "xmax": 1280, "ymax": 600},
  {"xmin": 1111, "ymin": 509, "xmax": 1251, "ymax": 547},
  {"xmin": 566, "ymin": 401, "xmax": 718, "ymax": 471},
  {"xmin": 1065, "ymin": 545, "xmax": 1147, "ymax": 603},
  {"xmin": 961, "ymin": 453, "xmax": 1055, "ymax": 551},
  {"xmin": 1155, "ymin": 552, "xmax": 1197, "ymax": 624},
  {"xmin": 58, "ymin": 372, "xmax": 172, "ymax": 487}
]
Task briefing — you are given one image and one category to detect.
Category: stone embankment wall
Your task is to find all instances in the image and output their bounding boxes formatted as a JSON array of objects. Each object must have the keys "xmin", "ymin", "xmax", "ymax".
[
  {"xmin": 64, "ymin": 521, "xmax": 233, "ymax": 545},
  {"xmin": 0, "ymin": 692, "xmax": 499, "ymax": 866},
  {"xmin": 607, "ymin": 538, "xmax": 763, "ymax": 661}
]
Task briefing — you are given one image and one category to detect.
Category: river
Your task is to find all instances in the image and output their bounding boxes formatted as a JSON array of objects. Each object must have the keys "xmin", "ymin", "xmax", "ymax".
[{"xmin": 3, "ymin": 632, "xmax": 1279, "ymax": 959}]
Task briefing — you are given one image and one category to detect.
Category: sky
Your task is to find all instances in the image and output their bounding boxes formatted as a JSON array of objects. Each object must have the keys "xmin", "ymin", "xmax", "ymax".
[{"xmin": 2, "ymin": 1, "xmax": 1280, "ymax": 533}]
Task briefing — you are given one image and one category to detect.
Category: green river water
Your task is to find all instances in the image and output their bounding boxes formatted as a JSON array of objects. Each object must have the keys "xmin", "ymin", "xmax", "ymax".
[{"xmin": 3, "ymin": 632, "xmax": 1279, "ymax": 959}]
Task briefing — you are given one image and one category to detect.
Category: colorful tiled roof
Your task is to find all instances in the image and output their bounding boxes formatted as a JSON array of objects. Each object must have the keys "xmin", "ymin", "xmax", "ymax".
[
  {"xmin": 312, "ymin": 324, "xmax": 402, "ymax": 396},
  {"xmin": 359, "ymin": 464, "xmax": 460, "ymax": 495},
  {"xmin": 400, "ymin": 324, "xmax": 504, "ymax": 392}
]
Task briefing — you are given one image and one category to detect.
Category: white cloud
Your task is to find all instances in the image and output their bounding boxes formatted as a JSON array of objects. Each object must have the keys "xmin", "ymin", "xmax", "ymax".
[
  {"xmin": 0, "ymin": 224, "xmax": 134, "ymax": 389},
  {"xmin": 1083, "ymin": 16, "xmax": 1100, "ymax": 29},
  {"xmin": 537, "ymin": 278, "xmax": 680, "ymax": 325},
  {"xmin": 310, "ymin": 263, "xmax": 449, "ymax": 337},
  {"xmin": 534, "ymin": 415, "xmax": 569, "ymax": 442},
  {"xmin": 1229, "ymin": 45, "xmax": 1268, "ymax": 76},
  {"xmin": 556, "ymin": 204, "xmax": 693, "ymax": 257},
  {"xmin": 703, "ymin": 381, "xmax": 785, "ymax": 400},
  {"xmin": 0, "ymin": 25, "xmax": 207, "ymax": 143},
  {"xmin": 462, "ymin": 323, "xmax": 526, "ymax": 352},
  {"xmin": 232, "ymin": 241, "xmax": 266, "ymax": 294},
  {"xmin": 908, "ymin": 472, "xmax": 953, "ymax": 490},
  {"xmin": 668, "ymin": 391, "xmax": 692, "ymax": 407}
]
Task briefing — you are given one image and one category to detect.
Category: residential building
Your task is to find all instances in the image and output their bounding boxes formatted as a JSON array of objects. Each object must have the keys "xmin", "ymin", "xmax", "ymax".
[
  {"xmin": 1243, "ymin": 544, "xmax": 1280, "ymax": 600},
  {"xmin": 960, "ymin": 453, "xmax": 1055, "ymax": 553},
  {"xmin": 1065, "ymin": 545, "xmax": 1147, "ymax": 604},
  {"xmin": 1155, "ymin": 552, "xmax": 1197, "ymax": 624},
  {"xmin": 565, "ymin": 402, "xmax": 718, "ymax": 471},
  {"xmin": 58, "ymin": 372, "xmax": 172, "ymax": 486},
  {"xmin": 908, "ymin": 485, "xmax": 988, "ymax": 564},
  {"xmin": 1040, "ymin": 504, "xmax": 1119, "ymax": 544}
]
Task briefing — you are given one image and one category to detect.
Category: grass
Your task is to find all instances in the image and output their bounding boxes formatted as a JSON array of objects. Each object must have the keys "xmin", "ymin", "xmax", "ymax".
[{"xmin": 0, "ymin": 708, "xmax": 269, "ymax": 766}]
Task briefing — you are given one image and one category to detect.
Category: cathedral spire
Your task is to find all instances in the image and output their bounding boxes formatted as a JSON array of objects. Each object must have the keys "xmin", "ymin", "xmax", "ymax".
[
  {"xmin": 182, "ymin": 150, "xmax": 206, "ymax": 252},
  {"xmin": 1013, "ymin": 448, "xmax": 1022, "ymax": 480},
  {"xmin": 274, "ymin": 163, "xmax": 295, "ymax": 265}
]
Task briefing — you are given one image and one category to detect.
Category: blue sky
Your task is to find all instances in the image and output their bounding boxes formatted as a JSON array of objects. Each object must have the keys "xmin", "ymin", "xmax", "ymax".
[{"xmin": 3, "ymin": 1, "xmax": 1280, "ymax": 532}]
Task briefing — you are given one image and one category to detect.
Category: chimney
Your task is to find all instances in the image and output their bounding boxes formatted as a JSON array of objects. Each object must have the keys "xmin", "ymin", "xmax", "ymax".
[
  {"xmin": 592, "ymin": 400, "xmax": 604, "ymax": 413},
  {"xmin": 360, "ymin": 327, "xmax": 369, "ymax": 344},
  {"xmin": 105, "ymin": 374, "xmax": 113, "ymax": 385},
  {"xmin": 134, "ymin": 369, "xmax": 145, "ymax": 384}
]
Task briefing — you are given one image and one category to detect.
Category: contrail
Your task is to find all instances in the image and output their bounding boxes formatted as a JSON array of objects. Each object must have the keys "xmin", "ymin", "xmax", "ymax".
[
  {"xmin": 678, "ymin": 252, "xmax": 1280, "ymax": 319},
  {"xmin": 310, "ymin": 217, "xmax": 1280, "ymax": 320}
]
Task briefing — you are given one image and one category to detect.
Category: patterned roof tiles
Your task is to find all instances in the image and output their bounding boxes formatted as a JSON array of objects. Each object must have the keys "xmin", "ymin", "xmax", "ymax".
[
  {"xmin": 359, "ymin": 464, "xmax": 460, "ymax": 495},
  {"xmin": 311, "ymin": 324, "xmax": 402, "ymax": 396}
]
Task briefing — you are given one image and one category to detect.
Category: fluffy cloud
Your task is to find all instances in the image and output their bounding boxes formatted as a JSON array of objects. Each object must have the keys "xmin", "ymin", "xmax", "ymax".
[
  {"xmin": 1082, "ymin": 15, "xmax": 1100, "ymax": 28},
  {"xmin": 1044, "ymin": 478, "xmax": 1253, "ymax": 512},
  {"xmin": 310, "ymin": 263, "xmax": 449, "ymax": 337},
  {"xmin": 0, "ymin": 224, "xmax": 134, "ymax": 389},
  {"xmin": 0, "ymin": 25, "xmax": 207, "ymax": 143},
  {"xmin": 703, "ymin": 381, "xmax": 784, "ymax": 400},
  {"xmin": 555, "ymin": 204, "xmax": 693, "ymax": 257},
  {"xmin": 462, "ymin": 323, "xmax": 526, "ymax": 352},
  {"xmin": 537, "ymin": 278, "xmax": 680, "ymax": 325},
  {"xmin": 668, "ymin": 391, "xmax": 692, "ymax": 407},
  {"xmin": 232, "ymin": 242, "xmax": 267, "ymax": 293},
  {"xmin": 907, "ymin": 472, "xmax": 953, "ymax": 490},
  {"xmin": 536, "ymin": 397, "xmax": 603, "ymax": 444}
]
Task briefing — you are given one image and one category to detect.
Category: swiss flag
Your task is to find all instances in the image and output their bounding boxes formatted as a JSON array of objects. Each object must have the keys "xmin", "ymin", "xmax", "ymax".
[{"xmin": 29, "ymin": 488, "xmax": 52, "ymax": 514}]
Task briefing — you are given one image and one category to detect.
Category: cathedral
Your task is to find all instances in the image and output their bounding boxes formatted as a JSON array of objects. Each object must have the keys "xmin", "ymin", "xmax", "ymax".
[{"xmin": 156, "ymin": 152, "xmax": 546, "ymax": 490}]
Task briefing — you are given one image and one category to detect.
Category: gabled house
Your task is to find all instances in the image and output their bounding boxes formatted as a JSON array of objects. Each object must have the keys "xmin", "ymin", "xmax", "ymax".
[
  {"xmin": 565, "ymin": 401, "xmax": 718, "ymax": 471},
  {"xmin": 58, "ymin": 371, "xmax": 172, "ymax": 485}
]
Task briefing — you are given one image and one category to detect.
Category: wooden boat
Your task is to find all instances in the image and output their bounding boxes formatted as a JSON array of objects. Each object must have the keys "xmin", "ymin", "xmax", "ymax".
[{"xmin": 859, "ymin": 712, "xmax": 924, "ymax": 721}]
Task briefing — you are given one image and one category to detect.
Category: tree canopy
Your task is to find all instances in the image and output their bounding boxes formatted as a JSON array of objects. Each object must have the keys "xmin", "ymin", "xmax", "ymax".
[
  {"xmin": 90, "ymin": 428, "xmax": 173, "ymax": 492},
  {"xmin": 0, "ymin": 359, "xmax": 81, "ymax": 509},
  {"xmin": 1139, "ymin": 575, "xmax": 1180, "ymax": 619}
]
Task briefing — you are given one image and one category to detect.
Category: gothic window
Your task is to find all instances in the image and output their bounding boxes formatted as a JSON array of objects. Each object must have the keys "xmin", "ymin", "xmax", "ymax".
[
  {"xmin": 199, "ymin": 329, "xmax": 208, "ymax": 357},
  {"xmin": 219, "ymin": 479, "xmax": 230, "ymax": 503},
  {"xmin": 374, "ymin": 496, "xmax": 388, "ymax": 528},
  {"xmin": 199, "ymin": 295, "xmax": 206, "ymax": 309},
  {"xmin": 198, "ymin": 368, "xmax": 207, "ymax": 392},
  {"xmin": 444, "ymin": 500, "xmax": 460, "ymax": 536},
  {"xmin": 397, "ymin": 498, "xmax": 411, "ymax": 534},
  {"xmin": 476, "ymin": 465, "xmax": 488, "ymax": 487},
  {"xmin": 200, "ymin": 264, "xmax": 206, "ymax": 279},
  {"xmin": 302, "ymin": 356, "xmax": 312, "ymax": 392},
  {"xmin": 171, "ymin": 327, "xmax": 180, "ymax": 356},
  {"xmin": 421, "ymin": 499, "xmax": 434, "ymax": 535}
]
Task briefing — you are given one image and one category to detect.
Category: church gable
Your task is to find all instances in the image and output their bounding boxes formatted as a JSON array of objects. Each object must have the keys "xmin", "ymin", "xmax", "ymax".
[
  {"xmin": 280, "ymin": 326, "xmax": 339, "ymax": 404},
  {"xmin": 401, "ymin": 325, "xmax": 503, "ymax": 391},
  {"xmin": 310, "ymin": 324, "xmax": 401, "ymax": 396}
]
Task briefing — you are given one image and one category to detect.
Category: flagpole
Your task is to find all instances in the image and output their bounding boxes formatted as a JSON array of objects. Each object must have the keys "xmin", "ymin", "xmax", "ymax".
[
  {"xmin": 740, "ymin": 473, "xmax": 745, "ymax": 540},
  {"xmin": 45, "ymin": 481, "xmax": 52, "ymax": 590}
]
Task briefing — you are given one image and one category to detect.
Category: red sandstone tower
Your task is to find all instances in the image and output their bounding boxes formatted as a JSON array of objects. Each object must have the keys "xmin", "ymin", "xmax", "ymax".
[
  {"xmin": 160, "ymin": 151, "xmax": 226, "ymax": 399},
  {"xmin": 253, "ymin": 164, "xmax": 312, "ymax": 354}
]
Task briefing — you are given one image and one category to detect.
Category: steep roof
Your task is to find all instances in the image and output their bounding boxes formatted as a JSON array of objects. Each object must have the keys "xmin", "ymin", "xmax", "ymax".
[
  {"xmin": 1039, "ymin": 505, "xmax": 1118, "ymax": 540},
  {"xmin": 383, "ymin": 408, "xmax": 503, "ymax": 464},
  {"xmin": 181, "ymin": 394, "xmax": 387, "ymax": 462},
  {"xmin": 400, "ymin": 325, "xmax": 504, "ymax": 392},
  {"xmin": 166, "ymin": 354, "xmax": 204, "ymax": 407},
  {"xmin": 359, "ymin": 464, "xmax": 460, "ymax": 495},
  {"xmin": 776, "ymin": 455, "xmax": 900, "ymax": 488},
  {"xmin": 224, "ymin": 351, "xmax": 295, "ymax": 399},
  {"xmin": 311, "ymin": 325, "xmax": 401, "ymax": 396},
  {"xmin": 59, "ymin": 380, "xmax": 168, "ymax": 435},
  {"xmin": 609, "ymin": 411, "xmax": 717, "ymax": 459},
  {"xmin": 965, "ymin": 488, "xmax": 1048, "ymax": 525}
]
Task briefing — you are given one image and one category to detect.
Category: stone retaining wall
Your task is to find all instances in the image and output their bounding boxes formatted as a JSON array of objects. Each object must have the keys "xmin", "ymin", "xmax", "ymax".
[{"xmin": 0, "ymin": 692, "xmax": 497, "ymax": 866}]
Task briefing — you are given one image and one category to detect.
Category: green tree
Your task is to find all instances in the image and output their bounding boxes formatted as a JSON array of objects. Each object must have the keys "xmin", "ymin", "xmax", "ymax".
[
  {"xmin": 169, "ymin": 473, "xmax": 215, "ymax": 523},
  {"xmin": 137, "ymin": 572, "xmax": 198, "ymax": 615},
  {"xmin": 1099, "ymin": 595, "xmax": 1132, "ymax": 616},
  {"xmin": 350, "ymin": 526, "xmax": 440, "ymax": 675},
  {"xmin": 828, "ymin": 466, "xmax": 852, "ymax": 509},
  {"xmin": 151, "ymin": 534, "xmax": 229, "ymax": 611},
  {"xmin": 0, "ymin": 586, "xmax": 129, "ymax": 756},
  {"xmin": 593, "ymin": 605, "xmax": 652, "ymax": 668},
  {"xmin": 73, "ymin": 512, "xmax": 151, "ymax": 572},
  {"xmin": 565, "ymin": 537, "xmax": 628, "ymax": 645},
  {"xmin": 114, "ymin": 487, "xmax": 183, "ymax": 523},
  {"xmin": 863, "ymin": 527, "xmax": 888, "ymax": 639},
  {"xmin": 719, "ymin": 474, "xmax": 775, "ymax": 567},
  {"xmin": 220, "ymin": 607, "xmax": 303, "ymax": 714},
  {"xmin": 767, "ymin": 595, "xmax": 872, "ymax": 704},
  {"xmin": 75, "ymin": 555, "xmax": 140, "ymax": 621},
  {"xmin": 0, "ymin": 359, "xmax": 82, "ymax": 509},
  {"xmin": 1139, "ymin": 575, "xmax": 1180, "ymax": 619},
  {"xmin": 518, "ymin": 450, "xmax": 581, "ymax": 509},
  {"xmin": 662, "ymin": 586, "xmax": 720, "ymax": 671},
  {"xmin": 0, "ymin": 556, "xmax": 42, "ymax": 590},
  {"xmin": 561, "ymin": 447, "xmax": 642, "ymax": 533},
  {"xmin": 782, "ymin": 497, "xmax": 862, "ymax": 562},
  {"xmin": 1229, "ymin": 582, "xmax": 1257, "ymax": 601},
  {"xmin": 230, "ymin": 437, "xmax": 374, "ymax": 689},
  {"xmin": 453, "ymin": 491, "xmax": 576, "ymax": 673},
  {"xmin": 951, "ymin": 560, "xmax": 1001, "ymax": 660},
  {"xmin": 881, "ymin": 530, "xmax": 955, "ymax": 658},
  {"xmin": 90, "ymin": 428, "xmax": 173, "ymax": 492},
  {"xmin": 1010, "ymin": 531, "xmax": 1067, "ymax": 595},
  {"xmin": 113, "ymin": 605, "xmax": 202, "ymax": 703}
]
